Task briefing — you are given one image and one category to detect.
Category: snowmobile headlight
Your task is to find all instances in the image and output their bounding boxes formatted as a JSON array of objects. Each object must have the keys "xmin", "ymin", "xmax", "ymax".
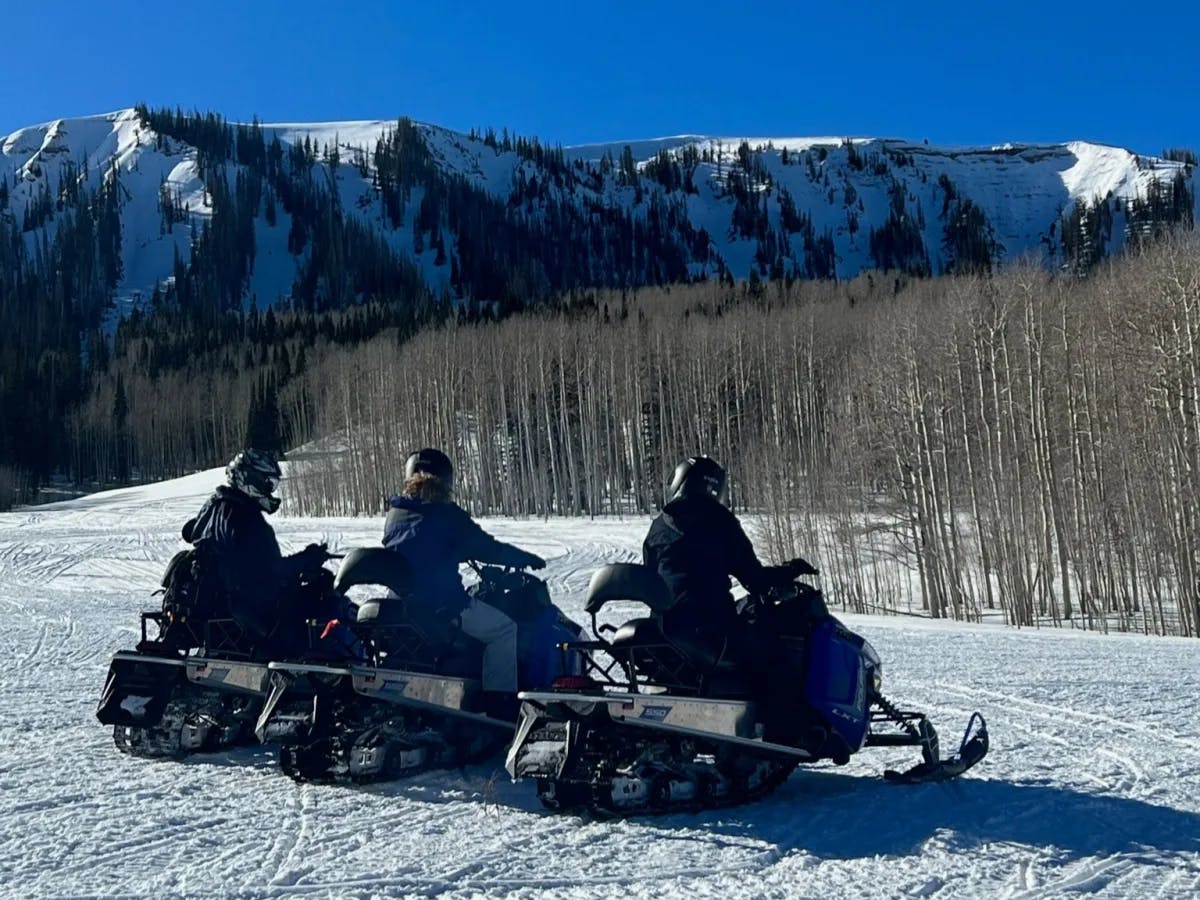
[{"xmin": 871, "ymin": 666, "xmax": 883, "ymax": 695}]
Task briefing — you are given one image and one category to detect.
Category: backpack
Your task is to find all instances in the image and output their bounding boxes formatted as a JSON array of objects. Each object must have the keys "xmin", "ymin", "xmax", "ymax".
[{"xmin": 158, "ymin": 539, "xmax": 227, "ymax": 647}]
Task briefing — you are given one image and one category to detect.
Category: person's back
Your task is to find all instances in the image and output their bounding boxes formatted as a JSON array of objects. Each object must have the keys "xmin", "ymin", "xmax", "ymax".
[
  {"xmin": 182, "ymin": 450, "xmax": 327, "ymax": 651},
  {"xmin": 383, "ymin": 494, "xmax": 501, "ymax": 611},
  {"xmin": 185, "ymin": 483, "xmax": 286, "ymax": 638},
  {"xmin": 382, "ymin": 448, "xmax": 545, "ymax": 711},
  {"xmin": 644, "ymin": 493, "xmax": 753, "ymax": 634},
  {"xmin": 644, "ymin": 457, "xmax": 785, "ymax": 639}
]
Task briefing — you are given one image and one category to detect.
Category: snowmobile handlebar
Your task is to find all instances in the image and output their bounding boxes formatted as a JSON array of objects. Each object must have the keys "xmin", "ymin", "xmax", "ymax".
[
  {"xmin": 466, "ymin": 558, "xmax": 545, "ymax": 576},
  {"xmin": 301, "ymin": 543, "xmax": 344, "ymax": 562},
  {"xmin": 782, "ymin": 557, "xmax": 819, "ymax": 578}
]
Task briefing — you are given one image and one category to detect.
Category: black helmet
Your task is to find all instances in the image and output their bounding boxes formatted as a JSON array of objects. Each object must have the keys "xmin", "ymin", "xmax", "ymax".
[
  {"xmin": 227, "ymin": 449, "xmax": 283, "ymax": 513},
  {"xmin": 404, "ymin": 447, "xmax": 454, "ymax": 487},
  {"xmin": 668, "ymin": 455, "xmax": 726, "ymax": 501}
]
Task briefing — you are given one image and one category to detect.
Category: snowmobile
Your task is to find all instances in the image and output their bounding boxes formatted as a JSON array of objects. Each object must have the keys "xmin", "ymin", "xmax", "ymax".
[
  {"xmin": 505, "ymin": 563, "xmax": 989, "ymax": 815},
  {"xmin": 257, "ymin": 547, "xmax": 585, "ymax": 784},
  {"xmin": 95, "ymin": 542, "xmax": 346, "ymax": 758}
]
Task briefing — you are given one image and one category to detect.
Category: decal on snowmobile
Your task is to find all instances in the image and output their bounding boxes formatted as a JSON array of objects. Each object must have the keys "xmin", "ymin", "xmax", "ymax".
[
  {"xmin": 639, "ymin": 705, "xmax": 671, "ymax": 721},
  {"xmin": 351, "ymin": 668, "xmax": 475, "ymax": 711},
  {"xmin": 187, "ymin": 660, "xmax": 271, "ymax": 694}
]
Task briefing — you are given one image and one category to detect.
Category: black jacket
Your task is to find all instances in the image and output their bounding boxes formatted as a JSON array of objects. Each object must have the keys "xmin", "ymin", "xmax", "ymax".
[
  {"xmin": 183, "ymin": 486, "xmax": 306, "ymax": 636},
  {"xmin": 643, "ymin": 495, "xmax": 780, "ymax": 633},
  {"xmin": 383, "ymin": 495, "xmax": 536, "ymax": 611}
]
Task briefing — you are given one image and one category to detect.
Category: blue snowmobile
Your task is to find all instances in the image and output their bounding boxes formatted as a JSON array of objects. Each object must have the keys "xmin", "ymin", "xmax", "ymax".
[
  {"xmin": 506, "ymin": 563, "xmax": 989, "ymax": 815},
  {"xmin": 257, "ymin": 547, "xmax": 586, "ymax": 783}
]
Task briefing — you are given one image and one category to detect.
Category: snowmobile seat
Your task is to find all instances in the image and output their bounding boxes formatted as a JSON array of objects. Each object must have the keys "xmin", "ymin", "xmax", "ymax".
[
  {"xmin": 609, "ymin": 616, "xmax": 747, "ymax": 695},
  {"xmin": 609, "ymin": 616, "xmax": 665, "ymax": 648},
  {"xmin": 585, "ymin": 564, "xmax": 673, "ymax": 616},
  {"xmin": 610, "ymin": 617, "xmax": 739, "ymax": 672},
  {"xmin": 336, "ymin": 547, "xmax": 419, "ymax": 628},
  {"xmin": 334, "ymin": 547, "xmax": 414, "ymax": 598}
]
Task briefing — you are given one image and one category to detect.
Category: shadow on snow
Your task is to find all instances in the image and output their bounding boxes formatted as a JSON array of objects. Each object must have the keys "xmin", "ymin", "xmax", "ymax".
[
  {"xmin": 663, "ymin": 769, "xmax": 1200, "ymax": 862},
  {"xmin": 166, "ymin": 750, "xmax": 1199, "ymax": 867}
]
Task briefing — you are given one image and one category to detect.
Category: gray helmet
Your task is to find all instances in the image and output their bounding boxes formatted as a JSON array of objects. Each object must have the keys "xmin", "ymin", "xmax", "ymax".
[
  {"xmin": 227, "ymin": 449, "xmax": 282, "ymax": 513},
  {"xmin": 668, "ymin": 455, "xmax": 726, "ymax": 501}
]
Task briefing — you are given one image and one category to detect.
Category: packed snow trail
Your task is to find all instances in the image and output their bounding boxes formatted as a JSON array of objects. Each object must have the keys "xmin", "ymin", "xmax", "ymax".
[{"xmin": 0, "ymin": 472, "xmax": 1197, "ymax": 898}]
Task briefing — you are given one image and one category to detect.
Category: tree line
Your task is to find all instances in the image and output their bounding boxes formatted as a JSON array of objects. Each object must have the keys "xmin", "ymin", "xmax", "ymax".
[
  {"xmin": 280, "ymin": 238, "xmax": 1200, "ymax": 638},
  {"xmin": 1, "ymin": 106, "xmax": 1194, "ymax": 533}
]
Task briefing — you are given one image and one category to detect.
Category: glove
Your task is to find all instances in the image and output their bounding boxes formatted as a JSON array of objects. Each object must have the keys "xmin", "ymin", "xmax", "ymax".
[
  {"xmin": 786, "ymin": 557, "xmax": 819, "ymax": 577},
  {"xmin": 520, "ymin": 552, "xmax": 547, "ymax": 571},
  {"xmin": 296, "ymin": 542, "xmax": 329, "ymax": 570}
]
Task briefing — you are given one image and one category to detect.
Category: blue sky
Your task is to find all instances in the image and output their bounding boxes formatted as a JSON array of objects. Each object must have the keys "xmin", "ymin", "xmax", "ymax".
[{"xmin": 5, "ymin": 0, "xmax": 1197, "ymax": 154}]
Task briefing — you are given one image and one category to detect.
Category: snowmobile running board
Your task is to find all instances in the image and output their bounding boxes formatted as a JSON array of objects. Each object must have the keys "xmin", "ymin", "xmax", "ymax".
[
  {"xmin": 516, "ymin": 690, "xmax": 816, "ymax": 759},
  {"xmin": 268, "ymin": 661, "xmax": 355, "ymax": 677},
  {"xmin": 262, "ymin": 662, "xmax": 513, "ymax": 730},
  {"xmin": 515, "ymin": 691, "xmax": 990, "ymax": 784},
  {"xmin": 350, "ymin": 667, "xmax": 513, "ymax": 729},
  {"xmin": 101, "ymin": 653, "xmax": 270, "ymax": 718},
  {"xmin": 111, "ymin": 650, "xmax": 187, "ymax": 668}
]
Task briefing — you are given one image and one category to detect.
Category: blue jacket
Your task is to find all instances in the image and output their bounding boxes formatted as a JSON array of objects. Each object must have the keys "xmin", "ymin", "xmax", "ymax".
[{"xmin": 383, "ymin": 495, "xmax": 535, "ymax": 611}]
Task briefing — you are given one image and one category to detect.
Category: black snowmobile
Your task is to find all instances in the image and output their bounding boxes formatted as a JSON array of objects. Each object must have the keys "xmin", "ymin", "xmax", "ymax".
[
  {"xmin": 257, "ymin": 547, "xmax": 585, "ymax": 784},
  {"xmin": 95, "ymin": 541, "xmax": 345, "ymax": 758},
  {"xmin": 506, "ymin": 563, "xmax": 989, "ymax": 815}
]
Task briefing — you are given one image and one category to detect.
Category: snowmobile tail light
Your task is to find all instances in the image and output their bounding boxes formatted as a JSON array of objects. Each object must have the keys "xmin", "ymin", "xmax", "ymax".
[{"xmin": 552, "ymin": 675, "xmax": 596, "ymax": 691}]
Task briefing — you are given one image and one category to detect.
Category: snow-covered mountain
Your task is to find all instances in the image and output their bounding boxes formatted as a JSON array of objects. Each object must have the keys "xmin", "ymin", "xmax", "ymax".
[{"xmin": 2, "ymin": 108, "xmax": 1195, "ymax": 315}]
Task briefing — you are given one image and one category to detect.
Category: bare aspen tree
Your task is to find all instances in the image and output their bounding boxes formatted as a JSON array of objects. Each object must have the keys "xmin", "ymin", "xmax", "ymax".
[{"xmin": 277, "ymin": 238, "xmax": 1199, "ymax": 636}]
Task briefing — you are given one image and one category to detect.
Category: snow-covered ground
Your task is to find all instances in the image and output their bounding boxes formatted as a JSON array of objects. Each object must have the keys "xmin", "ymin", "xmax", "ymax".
[{"xmin": 1, "ymin": 471, "xmax": 1197, "ymax": 898}]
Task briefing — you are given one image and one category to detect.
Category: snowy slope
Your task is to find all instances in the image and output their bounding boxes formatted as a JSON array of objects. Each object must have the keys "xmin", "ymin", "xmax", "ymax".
[
  {"xmin": 0, "ymin": 473, "xmax": 1197, "ymax": 897},
  {"xmin": 2, "ymin": 109, "xmax": 1195, "ymax": 317},
  {"xmin": 1, "ymin": 110, "xmax": 210, "ymax": 318}
]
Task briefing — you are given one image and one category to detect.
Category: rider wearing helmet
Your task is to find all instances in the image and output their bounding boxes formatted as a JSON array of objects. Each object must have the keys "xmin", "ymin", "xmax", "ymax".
[
  {"xmin": 643, "ymin": 456, "xmax": 818, "ymax": 739},
  {"xmin": 383, "ymin": 448, "xmax": 546, "ymax": 708},
  {"xmin": 644, "ymin": 455, "xmax": 814, "ymax": 640},
  {"xmin": 182, "ymin": 449, "xmax": 329, "ymax": 650}
]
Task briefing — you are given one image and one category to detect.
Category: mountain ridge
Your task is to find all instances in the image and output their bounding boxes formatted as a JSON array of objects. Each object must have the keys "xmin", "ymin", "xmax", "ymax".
[{"xmin": 1, "ymin": 107, "xmax": 1195, "ymax": 320}]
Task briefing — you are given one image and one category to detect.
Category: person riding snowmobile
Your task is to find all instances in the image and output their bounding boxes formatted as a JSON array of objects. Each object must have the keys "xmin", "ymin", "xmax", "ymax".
[
  {"xmin": 383, "ymin": 448, "xmax": 546, "ymax": 715},
  {"xmin": 643, "ymin": 455, "xmax": 818, "ymax": 739},
  {"xmin": 182, "ymin": 449, "xmax": 333, "ymax": 654}
]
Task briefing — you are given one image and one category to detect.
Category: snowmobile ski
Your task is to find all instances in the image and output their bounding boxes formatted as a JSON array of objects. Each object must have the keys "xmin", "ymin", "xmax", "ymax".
[{"xmin": 883, "ymin": 712, "xmax": 989, "ymax": 784}]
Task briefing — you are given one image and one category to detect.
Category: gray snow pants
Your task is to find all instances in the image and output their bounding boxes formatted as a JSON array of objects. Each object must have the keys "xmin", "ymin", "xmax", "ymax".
[{"xmin": 457, "ymin": 596, "xmax": 519, "ymax": 692}]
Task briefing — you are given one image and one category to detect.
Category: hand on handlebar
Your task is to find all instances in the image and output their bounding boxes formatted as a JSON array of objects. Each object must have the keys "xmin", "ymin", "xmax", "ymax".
[
  {"xmin": 295, "ymin": 542, "xmax": 332, "ymax": 569},
  {"xmin": 520, "ymin": 552, "xmax": 547, "ymax": 571},
  {"xmin": 786, "ymin": 557, "xmax": 819, "ymax": 578}
]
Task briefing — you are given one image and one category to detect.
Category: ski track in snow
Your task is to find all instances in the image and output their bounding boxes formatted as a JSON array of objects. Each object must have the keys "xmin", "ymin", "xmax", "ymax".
[{"xmin": 0, "ymin": 470, "xmax": 1197, "ymax": 898}]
